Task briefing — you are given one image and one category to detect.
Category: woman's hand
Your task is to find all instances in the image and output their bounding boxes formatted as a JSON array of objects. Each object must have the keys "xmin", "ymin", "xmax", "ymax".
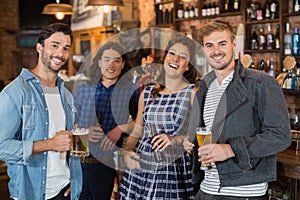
[
  {"xmin": 123, "ymin": 150, "xmax": 140, "ymax": 170},
  {"xmin": 183, "ymin": 136, "xmax": 194, "ymax": 154},
  {"xmin": 151, "ymin": 134, "xmax": 173, "ymax": 151}
]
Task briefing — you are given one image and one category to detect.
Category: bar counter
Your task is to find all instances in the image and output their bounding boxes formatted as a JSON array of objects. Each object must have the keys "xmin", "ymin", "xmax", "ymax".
[{"xmin": 277, "ymin": 143, "xmax": 300, "ymax": 199}]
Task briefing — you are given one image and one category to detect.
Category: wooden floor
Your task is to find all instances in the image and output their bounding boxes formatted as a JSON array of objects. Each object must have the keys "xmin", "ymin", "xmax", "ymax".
[{"xmin": 0, "ymin": 161, "xmax": 10, "ymax": 200}]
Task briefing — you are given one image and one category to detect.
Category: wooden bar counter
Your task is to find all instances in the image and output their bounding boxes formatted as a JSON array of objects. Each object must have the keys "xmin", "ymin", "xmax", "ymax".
[{"xmin": 277, "ymin": 143, "xmax": 300, "ymax": 199}]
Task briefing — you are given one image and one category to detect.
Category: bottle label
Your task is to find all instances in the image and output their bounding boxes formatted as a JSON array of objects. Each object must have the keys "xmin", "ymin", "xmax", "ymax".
[
  {"xmin": 184, "ymin": 11, "xmax": 189, "ymax": 18},
  {"xmin": 234, "ymin": 2, "xmax": 239, "ymax": 10},
  {"xmin": 189, "ymin": 10, "xmax": 195, "ymax": 18},
  {"xmin": 177, "ymin": 10, "xmax": 183, "ymax": 18},
  {"xmin": 215, "ymin": 7, "xmax": 220, "ymax": 15},
  {"xmin": 271, "ymin": 3, "xmax": 276, "ymax": 12},
  {"xmin": 284, "ymin": 49, "xmax": 292, "ymax": 55},
  {"xmin": 256, "ymin": 10, "xmax": 263, "ymax": 20}
]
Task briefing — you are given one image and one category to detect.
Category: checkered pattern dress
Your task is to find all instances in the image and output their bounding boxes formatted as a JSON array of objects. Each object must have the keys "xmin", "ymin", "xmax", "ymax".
[{"xmin": 119, "ymin": 85, "xmax": 195, "ymax": 200}]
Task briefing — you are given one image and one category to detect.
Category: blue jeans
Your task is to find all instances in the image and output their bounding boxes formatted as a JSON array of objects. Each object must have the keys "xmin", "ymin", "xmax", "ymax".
[
  {"xmin": 79, "ymin": 162, "xmax": 116, "ymax": 200},
  {"xmin": 195, "ymin": 189, "xmax": 268, "ymax": 200}
]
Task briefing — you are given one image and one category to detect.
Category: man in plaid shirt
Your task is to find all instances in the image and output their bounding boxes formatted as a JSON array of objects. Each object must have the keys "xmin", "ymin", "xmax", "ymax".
[{"xmin": 73, "ymin": 41, "xmax": 139, "ymax": 200}]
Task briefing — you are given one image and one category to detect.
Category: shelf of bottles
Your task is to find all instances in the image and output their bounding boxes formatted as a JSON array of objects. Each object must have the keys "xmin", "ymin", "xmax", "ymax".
[
  {"xmin": 201, "ymin": 0, "xmax": 243, "ymax": 19},
  {"xmin": 244, "ymin": 0, "xmax": 280, "ymax": 53},
  {"xmin": 175, "ymin": 0, "xmax": 199, "ymax": 22},
  {"xmin": 282, "ymin": 0, "xmax": 300, "ymax": 60},
  {"xmin": 174, "ymin": 0, "xmax": 243, "ymax": 22},
  {"xmin": 154, "ymin": 0, "xmax": 175, "ymax": 27},
  {"xmin": 281, "ymin": 0, "xmax": 300, "ymax": 15}
]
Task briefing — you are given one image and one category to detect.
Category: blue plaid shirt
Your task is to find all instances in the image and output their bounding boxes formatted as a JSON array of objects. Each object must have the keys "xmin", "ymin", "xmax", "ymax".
[
  {"xmin": 74, "ymin": 84, "xmax": 98, "ymax": 128},
  {"xmin": 74, "ymin": 80, "xmax": 139, "ymax": 148}
]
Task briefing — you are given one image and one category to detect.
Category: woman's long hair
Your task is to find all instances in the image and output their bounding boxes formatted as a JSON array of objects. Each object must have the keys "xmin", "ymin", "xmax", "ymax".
[{"xmin": 151, "ymin": 35, "xmax": 197, "ymax": 98}]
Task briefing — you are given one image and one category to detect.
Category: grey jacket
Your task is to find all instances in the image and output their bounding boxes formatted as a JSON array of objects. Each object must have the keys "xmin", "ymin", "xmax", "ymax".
[{"xmin": 191, "ymin": 60, "xmax": 291, "ymax": 188}]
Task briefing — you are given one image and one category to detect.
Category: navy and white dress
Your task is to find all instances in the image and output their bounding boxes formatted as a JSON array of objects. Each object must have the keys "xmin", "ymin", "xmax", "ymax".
[{"xmin": 119, "ymin": 85, "xmax": 195, "ymax": 200}]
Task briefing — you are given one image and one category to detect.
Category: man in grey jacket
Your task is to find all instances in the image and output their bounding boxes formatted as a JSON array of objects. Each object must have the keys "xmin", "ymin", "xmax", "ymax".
[{"xmin": 184, "ymin": 20, "xmax": 291, "ymax": 199}]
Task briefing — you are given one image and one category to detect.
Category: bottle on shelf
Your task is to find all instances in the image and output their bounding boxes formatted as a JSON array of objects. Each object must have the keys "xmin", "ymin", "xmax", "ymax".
[
  {"xmin": 250, "ymin": 25, "xmax": 258, "ymax": 50},
  {"xmin": 256, "ymin": 1, "xmax": 263, "ymax": 20},
  {"xmin": 194, "ymin": 3, "xmax": 199, "ymax": 17},
  {"xmin": 266, "ymin": 24, "xmax": 274, "ymax": 50},
  {"xmin": 282, "ymin": 69, "xmax": 297, "ymax": 90},
  {"xmin": 177, "ymin": 2, "xmax": 184, "ymax": 19},
  {"xmin": 215, "ymin": 2, "xmax": 220, "ymax": 15},
  {"xmin": 259, "ymin": 59, "xmax": 265, "ymax": 71},
  {"xmin": 156, "ymin": 4, "xmax": 163, "ymax": 25},
  {"xmin": 258, "ymin": 25, "xmax": 266, "ymax": 50},
  {"xmin": 184, "ymin": 3, "xmax": 190, "ymax": 18},
  {"xmin": 292, "ymin": 27, "xmax": 300, "ymax": 56},
  {"xmin": 206, "ymin": 3, "xmax": 212, "ymax": 16},
  {"xmin": 284, "ymin": 22, "xmax": 293, "ymax": 55},
  {"xmin": 267, "ymin": 58, "xmax": 276, "ymax": 77},
  {"xmin": 223, "ymin": 0, "xmax": 231, "ymax": 13},
  {"xmin": 275, "ymin": 24, "xmax": 280, "ymax": 49},
  {"xmin": 170, "ymin": 3, "xmax": 174, "ymax": 23},
  {"xmin": 249, "ymin": 2, "xmax": 257, "ymax": 21},
  {"xmin": 296, "ymin": 66, "xmax": 300, "ymax": 90},
  {"xmin": 264, "ymin": 0, "xmax": 271, "ymax": 19},
  {"xmin": 164, "ymin": 4, "xmax": 169, "ymax": 24},
  {"xmin": 294, "ymin": 0, "xmax": 300, "ymax": 12},
  {"xmin": 233, "ymin": 0, "xmax": 240, "ymax": 12},
  {"xmin": 210, "ymin": 2, "xmax": 216, "ymax": 16},
  {"xmin": 202, "ymin": 0, "xmax": 207, "ymax": 17},
  {"xmin": 270, "ymin": 0, "xmax": 278, "ymax": 19},
  {"xmin": 189, "ymin": 3, "xmax": 195, "ymax": 18}
]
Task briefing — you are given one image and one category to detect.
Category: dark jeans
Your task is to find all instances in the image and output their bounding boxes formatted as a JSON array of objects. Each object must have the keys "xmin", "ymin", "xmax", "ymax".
[
  {"xmin": 48, "ymin": 184, "xmax": 70, "ymax": 200},
  {"xmin": 79, "ymin": 162, "xmax": 116, "ymax": 200},
  {"xmin": 195, "ymin": 189, "xmax": 268, "ymax": 200}
]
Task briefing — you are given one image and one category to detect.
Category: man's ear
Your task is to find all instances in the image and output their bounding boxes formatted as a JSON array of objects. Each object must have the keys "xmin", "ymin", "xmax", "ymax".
[{"xmin": 36, "ymin": 43, "xmax": 43, "ymax": 54}]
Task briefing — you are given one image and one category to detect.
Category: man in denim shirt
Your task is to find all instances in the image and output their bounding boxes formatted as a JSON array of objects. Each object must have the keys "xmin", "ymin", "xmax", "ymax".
[{"xmin": 0, "ymin": 23, "xmax": 82, "ymax": 200}]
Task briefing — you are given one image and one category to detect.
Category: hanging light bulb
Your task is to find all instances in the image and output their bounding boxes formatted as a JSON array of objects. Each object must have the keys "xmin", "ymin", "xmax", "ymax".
[
  {"xmin": 42, "ymin": 0, "xmax": 73, "ymax": 20},
  {"xmin": 55, "ymin": 12, "xmax": 65, "ymax": 20}
]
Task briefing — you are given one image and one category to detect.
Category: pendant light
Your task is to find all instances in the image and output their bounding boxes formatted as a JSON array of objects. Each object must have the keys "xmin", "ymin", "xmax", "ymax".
[
  {"xmin": 42, "ymin": 0, "xmax": 73, "ymax": 20},
  {"xmin": 86, "ymin": 0, "xmax": 124, "ymax": 6}
]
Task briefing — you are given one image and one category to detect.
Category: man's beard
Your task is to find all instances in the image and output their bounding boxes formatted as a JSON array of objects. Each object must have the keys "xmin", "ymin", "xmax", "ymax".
[{"xmin": 42, "ymin": 53, "xmax": 66, "ymax": 73}]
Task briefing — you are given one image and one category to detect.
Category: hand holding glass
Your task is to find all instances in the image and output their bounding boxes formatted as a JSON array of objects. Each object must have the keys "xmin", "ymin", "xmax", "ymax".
[
  {"xmin": 196, "ymin": 127, "xmax": 213, "ymax": 170},
  {"xmin": 70, "ymin": 128, "xmax": 89, "ymax": 157}
]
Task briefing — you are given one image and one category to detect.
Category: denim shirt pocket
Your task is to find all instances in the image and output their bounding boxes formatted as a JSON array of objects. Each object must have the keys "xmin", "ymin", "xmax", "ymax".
[{"xmin": 22, "ymin": 104, "xmax": 36, "ymax": 130}]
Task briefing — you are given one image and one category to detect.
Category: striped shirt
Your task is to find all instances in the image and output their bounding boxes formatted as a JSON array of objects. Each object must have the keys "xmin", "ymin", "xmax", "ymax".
[{"xmin": 201, "ymin": 71, "xmax": 268, "ymax": 197}]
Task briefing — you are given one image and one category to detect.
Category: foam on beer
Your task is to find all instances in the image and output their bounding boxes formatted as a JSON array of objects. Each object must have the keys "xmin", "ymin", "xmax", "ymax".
[{"xmin": 73, "ymin": 128, "xmax": 89, "ymax": 135}]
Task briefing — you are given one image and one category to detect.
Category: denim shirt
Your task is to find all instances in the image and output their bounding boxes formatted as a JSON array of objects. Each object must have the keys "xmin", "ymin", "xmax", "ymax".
[{"xmin": 0, "ymin": 68, "xmax": 82, "ymax": 200}]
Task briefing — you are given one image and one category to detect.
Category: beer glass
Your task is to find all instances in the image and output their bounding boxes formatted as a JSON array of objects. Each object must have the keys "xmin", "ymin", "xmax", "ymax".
[
  {"xmin": 196, "ymin": 127, "xmax": 213, "ymax": 170},
  {"xmin": 70, "ymin": 128, "xmax": 89, "ymax": 157}
]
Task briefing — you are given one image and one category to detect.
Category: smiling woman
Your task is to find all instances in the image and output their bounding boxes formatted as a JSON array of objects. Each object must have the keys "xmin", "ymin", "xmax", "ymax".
[{"xmin": 119, "ymin": 34, "xmax": 198, "ymax": 199}]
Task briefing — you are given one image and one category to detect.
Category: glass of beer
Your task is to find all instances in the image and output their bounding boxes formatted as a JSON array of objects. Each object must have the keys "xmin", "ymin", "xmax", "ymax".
[
  {"xmin": 70, "ymin": 128, "xmax": 89, "ymax": 157},
  {"xmin": 196, "ymin": 127, "xmax": 213, "ymax": 170}
]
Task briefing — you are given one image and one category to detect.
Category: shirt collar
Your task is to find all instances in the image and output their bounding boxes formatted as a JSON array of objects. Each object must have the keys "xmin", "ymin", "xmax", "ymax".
[
  {"xmin": 20, "ymin": 68, "xmax": 64, "ymax": 87},
  {"xmin": 96, "ymin": 81, "xmax": 116, "ymax": 89}
]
